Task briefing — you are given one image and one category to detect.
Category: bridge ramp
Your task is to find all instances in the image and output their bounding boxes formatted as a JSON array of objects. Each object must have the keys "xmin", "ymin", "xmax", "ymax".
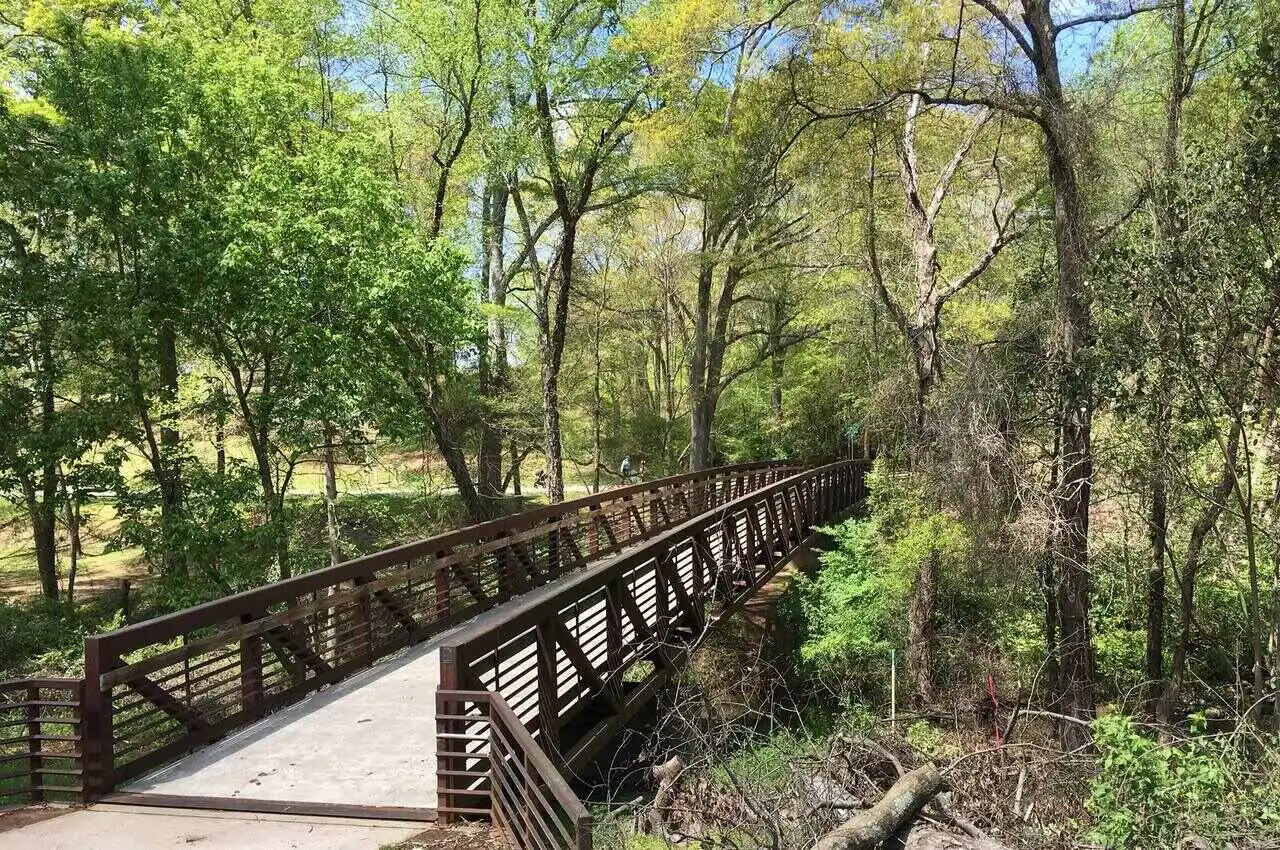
[
  {"xmin": 0, "ymin": 805, "xmax": 432, "ymax": 850},
  {"xmin": 120, "ymin": 638, "xmax": 444, "ymax": 814}
]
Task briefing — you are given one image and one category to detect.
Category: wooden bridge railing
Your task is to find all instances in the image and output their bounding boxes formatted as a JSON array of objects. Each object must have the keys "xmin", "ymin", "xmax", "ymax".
[
  {"xmin": 436, "ymin": 459, "xmax": 868, "ymax": 844},
  {"xmin": 0, "ymin": 678, "xmax": 84, "ymax": 806},
  {"xmin": 79, "ymin": 461, "xmax": 793, "ymax": 797}
]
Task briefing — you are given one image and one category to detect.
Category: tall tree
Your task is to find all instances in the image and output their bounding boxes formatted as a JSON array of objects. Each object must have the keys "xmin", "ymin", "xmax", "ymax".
[{"xmin": 510, "ymin": 0, "xmax": 648, "ymax": 500}]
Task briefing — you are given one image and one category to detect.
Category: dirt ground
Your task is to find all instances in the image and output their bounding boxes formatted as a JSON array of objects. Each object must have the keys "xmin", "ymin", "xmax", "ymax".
[
  {"xmin": 0, "ymin": 804, "xmax": 70, "ymax": 834},
  {"xmin": 0, "ymin": 545, "xmax": 147, "ymax": 603},
  {"xmin": 385, "ymin": 824, "xmax": 507, "ymax": 849}
]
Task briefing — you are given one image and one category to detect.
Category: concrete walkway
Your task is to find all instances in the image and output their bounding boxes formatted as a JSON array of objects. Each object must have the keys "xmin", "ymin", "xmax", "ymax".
[
  {"xmin": 122, "ymin": 638, "xmax": 444, "ymax": 811},
  {"xmin": 0, "ymin": 805, "xmax": 428, "ymax": 849}
]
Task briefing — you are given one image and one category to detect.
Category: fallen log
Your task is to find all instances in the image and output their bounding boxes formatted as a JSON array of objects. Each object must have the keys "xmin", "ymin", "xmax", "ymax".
[{"xmin": 811, "ymin": 763, "xmax": 943, "ymax": 850}]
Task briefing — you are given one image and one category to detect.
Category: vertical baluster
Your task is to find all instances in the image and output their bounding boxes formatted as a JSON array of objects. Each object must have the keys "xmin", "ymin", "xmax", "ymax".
[
  {"xmin": 547, "ymin": 522, "xmax": 561, "ymax": 579},
  {"xmin": 434, "ymin": 549, "xmax": 451, "ymax": 620},
  {"xmin": 353, "ymin": 577, "xmax": 372, "ymax": 664},
  {"xmin": 606, "ymin": 581, "xmax": 623, "ymax": 683},
  {"xmin": 521, "ymin": 744, "xmax": 534, "ymax": 847},
  {"xmin": 588, "ymin": 508, "xmax": 599, "ymax": 558},
  {"xmin": 535, "ymin": 621, "xmax": 559, "ymax": 754}
]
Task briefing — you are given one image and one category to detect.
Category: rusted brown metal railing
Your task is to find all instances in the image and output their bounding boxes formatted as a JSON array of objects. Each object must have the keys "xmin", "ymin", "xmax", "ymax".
[
  {"xmin": 78, "ymin": 461, "xmax": 793, "ymax": 798},
  {"xmin": 0, "ymin": 678, "xmax": 84, "ymax": 806},
  {"xmin": 437, "ymin": 690, "xmax": 591, "ymax": 850},
  {"xmin": 436, "ymin": 460, "xmax": 868, "ymax": 847}
]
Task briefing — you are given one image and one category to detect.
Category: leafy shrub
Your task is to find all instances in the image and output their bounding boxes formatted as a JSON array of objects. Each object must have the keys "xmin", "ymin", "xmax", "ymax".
[
  {"xmin": 783, "ymin": 517, "xmax": 904, "ymax": 690},
  {"xmin": 904, "ymin": 720, "xmax": 958, "ymax": 759},
  {"xmin": 0, "ymin": 598, "xmax": 123, "ymax": 678},
  {"xmin": 1087, "ymin": 713, "xmax": 1280, "ymax": 848},
  {"xmin": 116, "ymin": 462, "xmax": 275, "ymax": 609}
]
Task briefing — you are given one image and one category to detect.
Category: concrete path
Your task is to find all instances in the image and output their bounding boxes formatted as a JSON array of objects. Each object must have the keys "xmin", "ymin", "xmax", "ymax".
[
  {"xmin": 123, "ymin": 638, "xmax": 444, "ymax": 811},
  {"xmin": 0, "ymin": 805, "xmax": 428, "ymax": 849}
]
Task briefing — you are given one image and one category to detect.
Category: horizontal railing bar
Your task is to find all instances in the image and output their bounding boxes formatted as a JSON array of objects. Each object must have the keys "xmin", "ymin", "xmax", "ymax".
[
  {"xmin": 440, "ymin": 463, "xmax": 852, "ymax": 652},
  {"xmin": 487, "ymin": 693, "xmax": 589, "ymax": 820},
  {"xmin": 91, "ymin": 463, "xmax": 791, "ymax": 653}
]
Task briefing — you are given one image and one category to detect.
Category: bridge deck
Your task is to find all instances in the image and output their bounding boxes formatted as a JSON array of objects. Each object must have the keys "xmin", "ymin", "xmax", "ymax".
[
  {"xmin": 116, "ymin": 539, "xmax": 646, "ymax": 814},
  {"xmin": 120, "ymin": 639, "xmax": 445, "ymax": 812}
]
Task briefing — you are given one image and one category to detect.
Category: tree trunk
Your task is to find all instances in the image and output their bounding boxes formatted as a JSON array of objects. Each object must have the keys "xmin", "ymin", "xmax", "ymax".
[
  {"xmin": 1022, "ymin": 0, "xmax": 1099, "ymax": 742},
  {"xmin": 478, "ymin": 179, "xmax": 508, "ymax": 500},
  {"xmin": 31, "ymin": 332, "xmax": 60, "ymax": 601},
  {"xmin": 1146, "ymin": 0, "xmax": 1185, "ymax": 706},
  {"xmin": 215, "ymin": 387, "xmax": 227, "ymax": 477},
  {"xmin": 26, "ymin": 483, "xmax": 59, "ymax": 602},
  {"xmin": 811, "ymin": 764, "xmax": 942, "ymax": 850},
  {"xmin": 906, "ymin": 552, "xmax": 938, "ymax": 704},
  {"xmin": 905, "ymin": 349, "xmax": 943, "ymax": 704},
  {"xmin": 539, "ymin": 215, "xmax": 577, "ymax": 503},
  {"xmin": 593, "ymin": 307, "xmax": 604, "ymax": 494},
  {"xmin": 62, "ymin": 476, "xmax": 80, "ymax": 603},
  {"xmin": 1146, "ymin": 410, "xmax": 1169, "ymax": 691},
  {"xmin": 323, "ymin": 424, "xmax": 341, "ymax": 568},
  {"xmin": 769, "ymin": 315, "xmax": 783, "ymax": 427},
  {"xmin": 509, "ymin": 439, "xmax": 522, "ymax": 496},
  {"xmin": 1161, "ymin": 419, "xmax": 1241, "ymax": 719},
  {"xmin": 426, "ymin": 398, "xmax": 489, "ymax": 522},
  {"xmin": 689, "ymin": 254, "xmax": 715, "ymax": 472}
]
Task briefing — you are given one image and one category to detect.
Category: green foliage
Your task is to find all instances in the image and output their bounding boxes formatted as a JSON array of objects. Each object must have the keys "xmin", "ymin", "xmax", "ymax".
[
  {"xmin": 785, "ymin": 466, "xmax": 983, "ymax": 690},
  {"xmin": 1087, "ymin": 714, "xmax": 1280, "ymax": 848},
  {"xmin": 286, "ymin": 491, "xmax": 476, "ymax": 575},
  {"xmin": 0, "ymin": 597, "xmax": 123, "ymax": 678},
  {"xmin": 784, "ymin": 516, "xmax": 903, "ymax": 687},
  {"xmin": 117, "ymin": 462, "xmax": 276, "ymax": 608},
  {"xmin": 710, "ymin": 727, "xmax": 816, "ymax": 793},
  {"xmin": 904, "ymin": 720, "xmax": 958, "ymax": 759}
]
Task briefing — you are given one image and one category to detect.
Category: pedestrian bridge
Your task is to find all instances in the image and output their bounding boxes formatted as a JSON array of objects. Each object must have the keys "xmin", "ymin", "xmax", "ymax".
[{"xmin": 0, "ymin": 460, "xmax": 867, "ymax": 849}]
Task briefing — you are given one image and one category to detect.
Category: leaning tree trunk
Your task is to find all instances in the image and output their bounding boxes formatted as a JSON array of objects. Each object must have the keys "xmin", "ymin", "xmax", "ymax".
[
  {"xmin": 1161, "ymin": 421, "xmax": 1240, "ymax": 720},
  {"xmin": 812, "ymin": 764, "xmax": 943, "ymax": 850}
]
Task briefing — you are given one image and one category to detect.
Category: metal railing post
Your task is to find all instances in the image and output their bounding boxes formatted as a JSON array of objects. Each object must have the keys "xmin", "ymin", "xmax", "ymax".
[
  {"xmin": 81, "ymin": 637, "xmax": 113, "ymax": 801},
  {"xmin": 25, "ymin": 683, "xmax": 42, "ymax": 803}
]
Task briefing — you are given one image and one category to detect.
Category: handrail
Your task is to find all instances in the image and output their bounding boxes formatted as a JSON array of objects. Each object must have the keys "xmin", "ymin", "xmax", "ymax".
[
  {"xmin": 79, "ymin": 460, "xmax": 794, "ymax": 796},
  {"xmin": 435, "ymin": 460, "xmax": 868, "ymax": 847},
  {"xmin": 0, "ymin": 677, "xmax": 85, "ymax": 806},
  {"xmin": 90, "ymin": 461, "xmax": 792, "ymax": 651},
  {"xmin": 436, "ymin": 689, "xmax": 590, "ymax": 850}
]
